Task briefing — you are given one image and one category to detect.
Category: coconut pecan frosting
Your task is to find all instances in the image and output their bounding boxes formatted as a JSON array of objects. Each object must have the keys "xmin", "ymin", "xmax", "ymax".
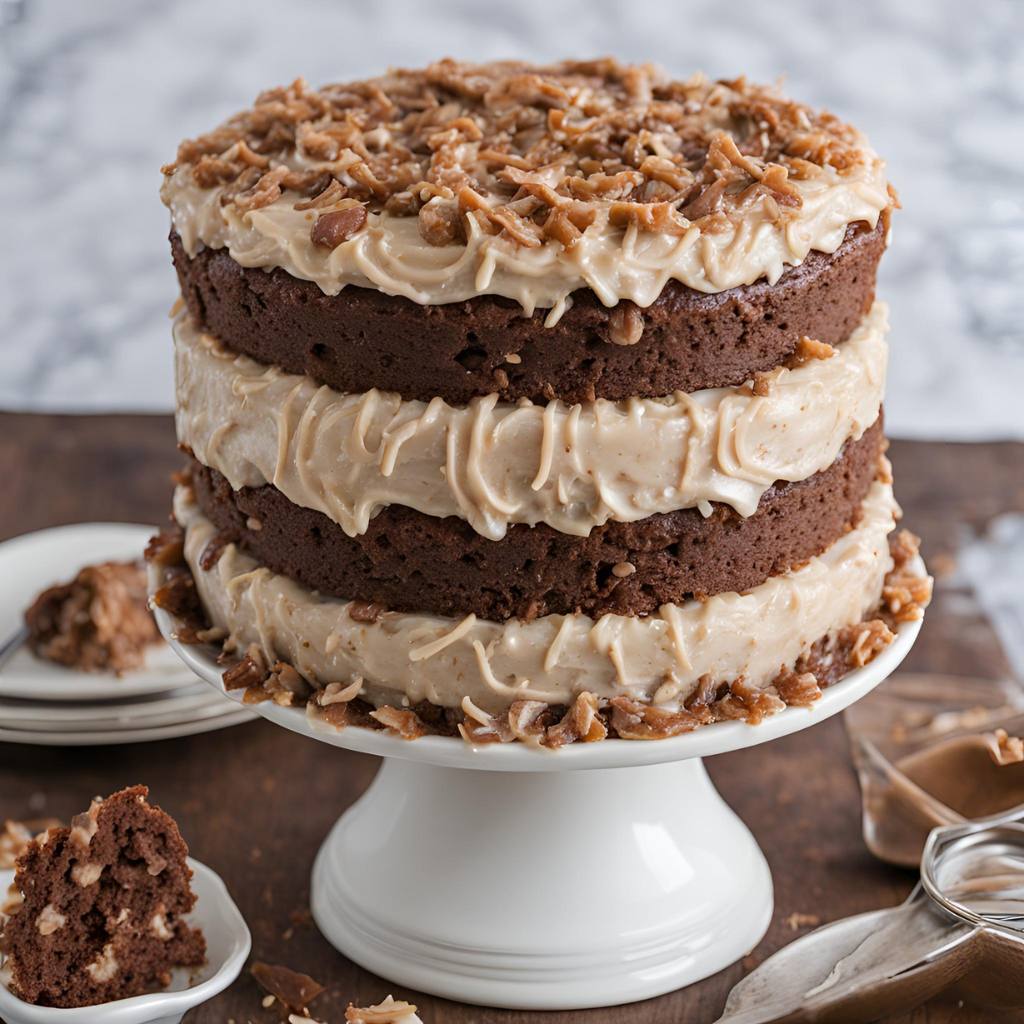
[{"xmin": 162, "ymin": 58, "xmax": 893, "ymax": 312}]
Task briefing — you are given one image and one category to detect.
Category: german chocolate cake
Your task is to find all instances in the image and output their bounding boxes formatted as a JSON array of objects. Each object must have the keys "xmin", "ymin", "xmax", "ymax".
[{"xmin": 151, "ymin": 59, "xmax": 931, "ymax": 745}]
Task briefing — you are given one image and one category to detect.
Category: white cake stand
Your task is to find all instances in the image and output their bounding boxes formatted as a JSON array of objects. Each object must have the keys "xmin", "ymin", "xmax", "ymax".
[{"xmin": 155, "ymin": 607, "xmax": 921, "ymax": 1010}]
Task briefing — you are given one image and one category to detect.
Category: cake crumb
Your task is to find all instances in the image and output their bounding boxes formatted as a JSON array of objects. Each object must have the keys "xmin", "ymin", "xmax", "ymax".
[
  {"xmin": 348, "ymin": 602, "xmax": 387, "ymax": 624},
  {"xmin": 784, "ymin": 912, "xmax": 820, "ymax": 931},
  {"xmin": 251, "ymin": 961, "xmax": 326, "ymax": 1019},
  {"xmin": 787, "ymin": 335, "xmax": 836, "ymax": 368}
]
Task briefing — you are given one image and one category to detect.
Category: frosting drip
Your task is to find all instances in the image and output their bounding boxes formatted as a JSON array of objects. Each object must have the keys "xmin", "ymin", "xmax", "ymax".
[
  {"xmin": 174, "ymin": 304, "xmax": 887, "ymax": 539},
  {"xmin": 164, "ymin": 165, "xmax": 888, "ymax": 318},
  {"xmin": 173, "ymin": 477, "xmax": 898, "ymax": 715},
  {"xmin": 163, "ymin": 63, "xmax": 892, "ymax": 317}
]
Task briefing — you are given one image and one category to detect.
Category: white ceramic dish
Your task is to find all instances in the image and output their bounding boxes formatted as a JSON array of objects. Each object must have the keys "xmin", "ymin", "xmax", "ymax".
[
  {"xmin": 0, "ymin": 524, "xmax": 199, "ymax": 701},
  {"xmin": 0, "ymin": 858, "xmax": 250, "ymax": 1024},
  {"xmin": 0, "ymin": 699, "xmax": 248, "ymax": 734},
  {"xmin": 0, "ymin": 685, "xmax": 237, "ymax": 726},
  {"xmin": 0, "ymin": 643, "xmax": 201, "ymax": 702},
  {"xmin": 0, "ymin": 708, "xmax": 255, "ymax": 747},
  {"xmin": 157, "ymin": 594, "xmax": 923, "ymax": 1010}
]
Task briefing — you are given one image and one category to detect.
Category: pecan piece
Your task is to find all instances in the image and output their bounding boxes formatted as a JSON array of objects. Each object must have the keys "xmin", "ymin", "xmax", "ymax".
[
  {"xmin": 149, "ymin": 574, "xmax": 199, "ymax": 619},
  {"xmin": 678, "ymin": 177, "xmax": 728, "ymax": 221},
  {"xmin": 846, "ymin": 619, "xmax": 897, "ymax": 666},
  {"xmin": 348, "ymin": 601, "xmax": 388, "ymax": 624},
  {"xmin": 310, "ymin": 203, "xmax": 368, "ymax": 247},
  {"xmin": 607, "ymin": 303, "xmax": 644, "ymax": 345},
  {"xmin": 786, "ymin": 335, "xmax": 836, "ymax": 369},
  {"xmin": 418, "ymin": 197, "xmax": 465, "ymax": 245},
  {"xmin": 222, "ymin": 649, "xmax": 267, "ymax": 691},
  {"xmin": 309, "ymin": 694, "xmax": 378, "ymax": 730},
  {"xmin": 293, "ymin": 177, "xmax": 345, "ymax": 211},
  {"xmin": 507, "ymin": 700, "xmax": 554, "ymax": 743},
  {"xmin": 264, "ymin": 661, "xmax": 313, "ymax": 705},
  {"xmin": 713, "ymin": 678, "xmax": 785, "ymax": 725}
]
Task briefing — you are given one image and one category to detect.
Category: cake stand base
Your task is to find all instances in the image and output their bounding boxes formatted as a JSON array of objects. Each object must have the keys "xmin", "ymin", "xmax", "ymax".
[
  {"xmin": 311, "ymin": 755, "xmax": 772, "ymax": 1010},
  {"xmin": 157, "ymin": 594, "xmax": 923, "ymax": 1010}
]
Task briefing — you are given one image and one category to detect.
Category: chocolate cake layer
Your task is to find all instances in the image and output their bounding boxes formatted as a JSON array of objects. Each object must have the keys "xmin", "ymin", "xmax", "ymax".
[
  {"xmin": 189, "ymin": 418, "xmax": 885, "ymax": 622},
  {"xmin": 171, "ymin": 220, "xmax": 884, "ymax": 406}
]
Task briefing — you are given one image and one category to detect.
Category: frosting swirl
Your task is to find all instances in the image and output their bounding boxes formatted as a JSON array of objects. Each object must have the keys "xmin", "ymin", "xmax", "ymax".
[{"xmin": 174, "ymin": 303, "xmax": 887, "ymax": 539}]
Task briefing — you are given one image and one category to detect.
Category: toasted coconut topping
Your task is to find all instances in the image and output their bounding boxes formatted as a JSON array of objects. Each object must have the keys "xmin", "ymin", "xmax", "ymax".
[
  {"xmin": 162, "ymin": 59, "xmax": 890, "ymax": 315},
  {"xmin": 164, "ymin": 59, "xmax": 877, "ymax": 248},
  {"xmin": 878, "ymin": 529, "xmax": 932, "ymax": 626},
  {"xmin": 346, "ymin": 994, "xmax": 421, "ymax": 1023},
  {"xmin": 217, "ymin": 545, "xmax": 930, "ymax": 746}
]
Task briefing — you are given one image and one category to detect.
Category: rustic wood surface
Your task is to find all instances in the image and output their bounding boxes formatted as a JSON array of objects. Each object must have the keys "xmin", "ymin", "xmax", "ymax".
[{"xmin": 0, "ymin": 413, "xmax": 1021, "ymax": 1024}]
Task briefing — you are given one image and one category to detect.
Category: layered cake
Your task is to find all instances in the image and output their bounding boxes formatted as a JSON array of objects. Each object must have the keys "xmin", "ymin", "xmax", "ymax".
[
  {"xmin": 0, "ymin": 786, "xmax": 205, "ymax": 1007},
  {"xmin": 151, "ymin": 59, "xmax": 930, "ymax": 745}
]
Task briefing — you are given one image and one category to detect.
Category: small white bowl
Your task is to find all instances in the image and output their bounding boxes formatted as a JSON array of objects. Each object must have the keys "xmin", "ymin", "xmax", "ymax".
[{"xmin": 0, "ymin": 858, "xmax": 250, "ymax": 1024}]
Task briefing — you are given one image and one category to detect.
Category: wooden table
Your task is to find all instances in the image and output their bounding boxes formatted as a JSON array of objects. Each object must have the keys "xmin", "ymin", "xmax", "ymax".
[{"xmin": 1, "ymin": 413, "xmax": 1021, "ymax": 1024}]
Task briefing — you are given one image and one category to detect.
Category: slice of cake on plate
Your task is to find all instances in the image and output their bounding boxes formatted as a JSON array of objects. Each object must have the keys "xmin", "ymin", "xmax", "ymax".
[
  {"xmin": 25, "ymin": 561, "xmax": 161, "ymax": 674},
  {"xmin": 0, "ymin": 786, "xmax": 205, "ymax": 1007}
]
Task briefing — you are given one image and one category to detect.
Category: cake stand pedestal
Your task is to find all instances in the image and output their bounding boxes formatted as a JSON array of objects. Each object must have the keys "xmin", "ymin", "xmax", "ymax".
[
  {"xmin": 158, "ymin": 613, "xmax": 921, "ymax": 1010},
  {"xmin": 313, "ymin": 756, "xmax": 771, "ymax": 1009}
]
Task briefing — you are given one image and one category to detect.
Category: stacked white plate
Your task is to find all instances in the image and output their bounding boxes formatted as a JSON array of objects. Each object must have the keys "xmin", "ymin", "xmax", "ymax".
[{"xmin": 0, "ymin": 523, "xmax": 254, "ymax": 745}]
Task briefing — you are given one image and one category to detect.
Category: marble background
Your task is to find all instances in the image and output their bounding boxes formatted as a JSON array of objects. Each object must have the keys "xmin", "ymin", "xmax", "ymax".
[{"xmin": 1, "ymin": 0, "xmax": 1022, "ymax": 439}]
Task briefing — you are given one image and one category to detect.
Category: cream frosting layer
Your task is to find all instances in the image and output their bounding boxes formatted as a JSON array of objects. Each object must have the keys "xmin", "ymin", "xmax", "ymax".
[
  {"xmin": 174, "ymin": 477, "xmax": 898, "ymax": 715},
  {"xmin": 163, "ymin": 159, "xmax": 889, "ymax": 321},
  {"xmin": 174, "ymin": 303, "xmax": 887, "ymax": 540}
]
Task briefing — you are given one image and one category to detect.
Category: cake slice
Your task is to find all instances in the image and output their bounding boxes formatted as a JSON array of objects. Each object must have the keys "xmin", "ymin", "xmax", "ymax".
[
  {"xmin": 0, "ymin": 786, "xmax": 206, "ymax": 1007},
  {"xmin": 25, "ymin": 561, "xmax": 161, "ymax": 674}
]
